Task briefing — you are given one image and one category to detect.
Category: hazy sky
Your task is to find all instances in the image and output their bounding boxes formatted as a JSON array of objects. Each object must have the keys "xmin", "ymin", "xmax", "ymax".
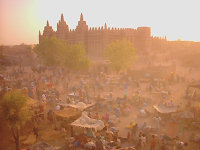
[{"xmin": 0, "ymin": 0, "xmax": 200, "ymax": 45}]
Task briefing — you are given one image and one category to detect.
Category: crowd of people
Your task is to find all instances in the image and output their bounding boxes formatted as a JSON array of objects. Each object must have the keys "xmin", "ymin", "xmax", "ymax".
[{"xmin": 1, "ymin": 63, "xmax": 200, "ymax": 150}]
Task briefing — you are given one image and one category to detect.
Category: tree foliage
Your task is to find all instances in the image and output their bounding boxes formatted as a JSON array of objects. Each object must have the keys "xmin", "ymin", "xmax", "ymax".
[
  {"xmin": 104, "ymin": 40, "xmax": 137, "ymax": 71},
  {"xmin": 63, "ymin": 43, "xmax": 91, "ymax": 71},
  {"xmin": 34, "ymin": 36, "xmax": 90, "ymax": 71},
  {"xmin": 34, "ymin": 36, "xmax": 66, "ymax": 66},
  {"xmin": 0, "ymin": 90, "xmax": 33, "ymax": 150}
]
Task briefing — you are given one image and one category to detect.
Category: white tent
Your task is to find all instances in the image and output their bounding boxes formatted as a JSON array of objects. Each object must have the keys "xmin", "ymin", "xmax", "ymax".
[
  {"xmin": 71, "ymin": 112, "xmax": 105, "ymax": 131},
  {"xmin": 153, "ymin": 104, "xmax": 177, "ymax": 114},
  {"xmin": 59, "ymin": 102, "xmax": 94, "ymax": 111},
  {"xmin": 68, "ymin": 92, "xmax": 77, "ymax": 97}
]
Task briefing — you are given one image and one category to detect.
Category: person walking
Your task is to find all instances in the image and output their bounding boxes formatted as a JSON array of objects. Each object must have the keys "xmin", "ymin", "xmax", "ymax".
[
  {"xmin": 96, "ymin": 137, "xmax": 104, "ymax": 150},
  {"xmin": 33, "ymin": 125, "xmax": 39, "ymax": 140},
  {"xmin": 151, "ymin": 135, "xmax": 156, "ymax": 150},
  {"xmin": 127, "ymin": 131, "xmax": 131, "ymax": 144},
  {"xmin": 141, "ymin": 134, "xmax": 146, "ymax": 148}
]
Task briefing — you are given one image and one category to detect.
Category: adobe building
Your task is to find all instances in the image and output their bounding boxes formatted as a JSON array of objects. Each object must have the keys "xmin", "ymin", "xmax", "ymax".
[
  {"xmin": 39, "ymin": 13, "xmax": 200, "ymax": 63},
  {"xmin": 39, "ymin": 13, "xmax": 152, "ymax": 59}
]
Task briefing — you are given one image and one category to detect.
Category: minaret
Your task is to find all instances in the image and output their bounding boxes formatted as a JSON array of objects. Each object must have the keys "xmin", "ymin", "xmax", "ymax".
[
  {"xmin": 80, "ymin": 13, "xmax": 84, "ymax": 21},
  {"xmin": 61, "ymin": 13, "xmax": 64, "ymax": 22},
  {"xmin": 43, "ymin": 20, "xmax": 54, "ymax": 37},
  {"xmin": 56, "ymin": 13, "xmax": 69, "ymax": 40},
  {"xmin": 76, "ymin": 13, "xmax": 88, "ymax": 32},
  {"xmin": 75, "ymin": 13, "xmax": 88, "ymax": 47},
  {"xmin": 47, "ymin": 20, "xmax": 49, "ymax": 26}
]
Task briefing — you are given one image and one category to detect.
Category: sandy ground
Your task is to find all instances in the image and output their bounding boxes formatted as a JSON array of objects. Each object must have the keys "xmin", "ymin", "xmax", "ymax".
[{"xmin": 2, "ymin": 58, "xmax": 200, "ymax": 149}]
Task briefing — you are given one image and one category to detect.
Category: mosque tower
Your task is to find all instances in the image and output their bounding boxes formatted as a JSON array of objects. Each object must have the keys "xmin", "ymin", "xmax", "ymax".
[{"xmin": 56, "ymin": 13, "xmax": 69, "ymax": 40}]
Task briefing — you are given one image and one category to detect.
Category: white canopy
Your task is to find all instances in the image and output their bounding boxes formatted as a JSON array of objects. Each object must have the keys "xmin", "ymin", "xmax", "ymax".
[
  {"xmin": 71, "ymin": 112, "xmax": 105, "ymax": 131},
  {"xmin": 68, "ymin": 92, "xmax": 77, "ymax": 97},
  {"xmin": 59, "ymin": 102, "xmax": 94, "ymax": 111},
  {"xmin": 153, "ymin": 104, "xmax": 177, "ymax": 114}
]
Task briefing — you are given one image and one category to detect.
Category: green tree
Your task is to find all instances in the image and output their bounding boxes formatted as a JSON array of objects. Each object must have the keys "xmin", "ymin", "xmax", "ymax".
[
  {"xmin": 0, "ymin": 90, "xmax": 33, "ymax": 150},
  {"xmin": 63, "ymin": 43, "xmax": 91, "ymax": 71},
  {"xmin": 34, "ymin": 36, "xmax": 66, "ymax": 66},
  {"xmin": 35, "ymin": 36, "xmax": 90, "ymax": 71},
  {"xmin": 104, "ymin": 40, "xmax": 137, "ymax": 72}
]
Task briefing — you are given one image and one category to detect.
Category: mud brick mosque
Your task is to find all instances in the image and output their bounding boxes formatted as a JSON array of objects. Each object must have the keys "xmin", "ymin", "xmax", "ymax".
[{"xmin": 39, "ymin": 13, "xmax": 199, "ymax": 59}]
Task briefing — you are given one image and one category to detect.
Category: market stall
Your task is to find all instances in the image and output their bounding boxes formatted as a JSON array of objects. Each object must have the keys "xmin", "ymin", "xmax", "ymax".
[
  {"xmin": 28, "ymin": 142, "xmax": 54, "ymax": 150},
  {"xmin": 153, "ymin": 104, "xmax": 178, "ymax": 114},
  {"xmin": 59, "ymin": 102, "xmax": 95, "ymax": 111},
  {"xmin": 71, "ymin": 111, "xmax": 105, "ymax": 131},
  {"xmin": 54, "ymin": 108, "xmax": 81, "ymax": 128},
  {"xmin": 186, "ymin": 82, "xmax": 200, "ymax": 99}
]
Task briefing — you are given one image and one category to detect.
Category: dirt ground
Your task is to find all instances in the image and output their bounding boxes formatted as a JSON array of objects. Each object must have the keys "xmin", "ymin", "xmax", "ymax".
[{"xmin": 1, "ymin": 50, "xmax": 200, "ymax": 149}]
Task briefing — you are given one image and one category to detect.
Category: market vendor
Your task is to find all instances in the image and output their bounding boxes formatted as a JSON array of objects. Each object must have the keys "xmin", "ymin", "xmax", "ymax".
[
  {"xmin": 131, "ymin": 123, "xmax": 138, "ymax": 136},
  {"xmin": 153, "ymin": 116, "xmax": 161, "ymax": 130},
  {"xmin": 56, "ymin": 104, "xmax": 61, "ymax": 111},
  {"xmin": 42, "ymin": 93, "xmax": 46, "ymax": 101},
  {"xmin": 115, "ymin": 107, "xmax": 120, "ymax": 117},
  {"xmin": 168, "ymin": 100, "xmax": 174, "ymax": 107},
  {"xmin": 85, "ymin": 128, "xmax": 96, "ymax": 138},
  {"xmin": 95, "ymin": 137, "xmax": 103, "ymax": 150},
  {"xmin": 105, "ymin": 113, "xmax": 109, "ymax": 123},
  {"xmin": 105, "ymin": 131, "xmax": 112, "ymax": 142}
]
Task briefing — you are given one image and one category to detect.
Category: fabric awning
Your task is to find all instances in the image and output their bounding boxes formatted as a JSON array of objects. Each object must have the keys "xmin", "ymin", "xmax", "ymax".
[{"xmin": 71, "ymin": 112, "xmax": 104, "ymax": 131}]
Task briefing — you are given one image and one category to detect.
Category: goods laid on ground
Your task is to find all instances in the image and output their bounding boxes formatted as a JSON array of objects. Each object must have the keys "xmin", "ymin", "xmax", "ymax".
[
  {"xmin": 54, "ymin": 108, "xmax": 81, "ymax": 123},
  {"xmin": 29, "ymin": 142, "xmax": 54, "ymax": 150}
]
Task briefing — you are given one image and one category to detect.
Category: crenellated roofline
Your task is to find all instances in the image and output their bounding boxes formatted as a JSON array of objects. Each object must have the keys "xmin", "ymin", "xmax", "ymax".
[{"xmin": 40, "ymin": 13, "xmax": 152, "ymax": 35}]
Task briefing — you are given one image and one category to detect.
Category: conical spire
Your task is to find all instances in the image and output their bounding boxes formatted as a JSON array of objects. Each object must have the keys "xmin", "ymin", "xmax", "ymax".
[
  {"xmin": 61, "ymin": 13, "xmax": 64, "ymax": 21},
  {"xmin": 80, "ymin": 13, "xmax": 83, "ymax": 21},
  {"xmin": 47, "ymin": 20, "xmax": 49, "ymax": 26}
]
